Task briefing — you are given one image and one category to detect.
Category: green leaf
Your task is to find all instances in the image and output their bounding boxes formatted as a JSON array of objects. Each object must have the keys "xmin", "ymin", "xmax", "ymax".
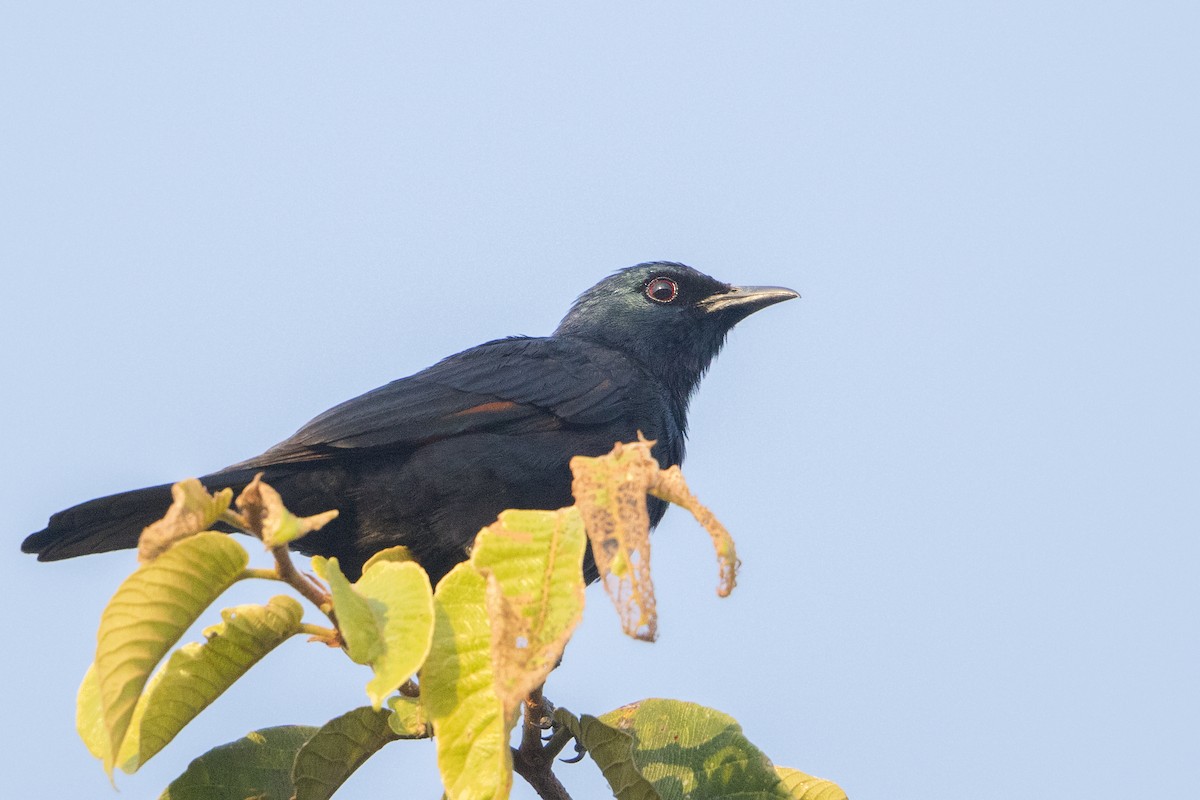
[
  {"xmin": 93, "ymin": 531, "xmax": 249, "ymax": 774},
  {"xmin": 775, "ymin": 767, "xmax": 848, "ymax": 800},
  {"xmin": 421, "ymin": 562, "xmax": 512, "ymax": 800},
  {"xmin": 472, "ymin": 507, "xmax": 587, "ymax": 720},
  {"xmin": 116, "ymin": 595, "xmax": 305, "ymax": 772},
  {"xmin": 291, "ymin": 706, "xmax": 400, "ymax": 800},
  {"xmin": 311, "ymin": 556, "xmax": 383, "ymax": 664},
  {"xmin": 137, "ymin": 479, "xmax": 233, "ymax": 563},
  {"xmin": 598, "ymin": 698, "xmax": 791, "ymax": 800},
  {"xmin": 159, "ymin": 725, "xmax": 316, "ymax": 800},
  {"xmin": 312, "ymin": 556, "xmax": 436, "ymax": 709},
  {"xmin": 553, "ymin": 708, "xmax": 660, "ymax": 800}
]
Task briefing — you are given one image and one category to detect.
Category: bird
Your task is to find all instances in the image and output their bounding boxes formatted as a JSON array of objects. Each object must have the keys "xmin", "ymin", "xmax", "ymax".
[{"xmin": 22, "ymin": 262, "xmax": 797, "ymax": 584}]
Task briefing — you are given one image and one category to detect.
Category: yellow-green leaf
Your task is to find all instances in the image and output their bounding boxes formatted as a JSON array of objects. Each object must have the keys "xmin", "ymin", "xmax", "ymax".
[
  {"xmin": 291, "ymin": 706, "xmax": 400, "ymax": 800},
  {"xmin": 598, "ymin": 698, "xmax": 791, "ymax": 800},
  {"xmin": 553, "ymin": 708, "xmax": 660, "ymax": 800},
  {"xmin": 386, "ymin": 694, "xmax": 430, "ymax": 738},
  {"xmin": 159, "ymin": 725, "xmax": 316, "ymax": 800},
  {"xmin": 116, "ymin": 595, "xmax": 304, "ymax": 772},
  {"xmin": 235, "ymin": 475, "xmax": 338, "ymax": 548},
  {"xmin": 137, "ymin": 479, "xmax": 233, "ymax": 563},
  {"xmin": 76, "ymin": 664, "xmax": 107, "ymax": 762},
  {"xmin": 472, "ymin": 508, "xmax": 586, "ymax": 721},
  {"xmin": 94, "ymin": 532, "xmax": 249, "ymax": 774},
  {"xmin": 775, "ymin": 767, "xmax": 848, "ymax": 800},
  {"xmin": 313, "ymin": 556, "xmax": 435, "ymax": 709},
  {"xmin": 421, "ymin": 562, "xmax": 511, "ymax": 800},
  {"xmin": 355, "ymin": 560, "xmax": 435, "ymax": 708},
  {"xmin": 361, "ymin": 544, "xmax": 416, "ymax": 573}
]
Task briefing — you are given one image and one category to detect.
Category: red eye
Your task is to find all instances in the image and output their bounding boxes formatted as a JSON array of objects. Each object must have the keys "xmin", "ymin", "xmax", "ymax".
[{"xmin": 645, "ymin": 277, "xmax": 679, "ymax": 304}]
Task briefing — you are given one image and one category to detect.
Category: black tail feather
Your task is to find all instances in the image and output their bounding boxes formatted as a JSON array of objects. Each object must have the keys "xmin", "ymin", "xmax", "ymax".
[{"xmin": 22, "ymin": 470, "xmax": 262, "ymax": 562}]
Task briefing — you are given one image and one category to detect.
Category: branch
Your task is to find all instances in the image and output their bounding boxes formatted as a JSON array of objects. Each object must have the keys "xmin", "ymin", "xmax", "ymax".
[
  {"xmin": 512, "ymin": 748, "xmax": 573, "ymax": 800},
  {"xmin": 511, "ymin": 687, "xmax": 573, "ymax": 800}
]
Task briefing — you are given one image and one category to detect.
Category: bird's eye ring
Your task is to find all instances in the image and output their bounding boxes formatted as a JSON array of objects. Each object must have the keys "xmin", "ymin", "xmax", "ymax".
[{"xmin": 645, "ymin": 277, "xmax": 679, "ymax": 304}]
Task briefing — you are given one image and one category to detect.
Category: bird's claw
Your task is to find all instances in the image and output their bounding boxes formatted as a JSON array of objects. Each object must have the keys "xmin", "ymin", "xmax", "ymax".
[{"xmin": 560, "ymin": 740, "xmax": 586, "ymax": 764}]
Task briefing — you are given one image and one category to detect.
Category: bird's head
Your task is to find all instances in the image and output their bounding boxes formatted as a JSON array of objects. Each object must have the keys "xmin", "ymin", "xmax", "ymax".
[{"xmin": 555, "ymin": 262, "xmax": 798, "ymax": 413}]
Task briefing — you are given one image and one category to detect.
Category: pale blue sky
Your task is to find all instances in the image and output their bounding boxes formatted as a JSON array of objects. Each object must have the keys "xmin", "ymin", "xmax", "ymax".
[{"xmin": 3, "ymin": 3, "xmax": 1197, "ymax": 798}]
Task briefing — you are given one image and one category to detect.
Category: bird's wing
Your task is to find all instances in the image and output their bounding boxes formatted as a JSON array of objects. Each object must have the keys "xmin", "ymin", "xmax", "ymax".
[{"xmin": 241, "ymin": 337, "xmax": 636, "ymax": 465}]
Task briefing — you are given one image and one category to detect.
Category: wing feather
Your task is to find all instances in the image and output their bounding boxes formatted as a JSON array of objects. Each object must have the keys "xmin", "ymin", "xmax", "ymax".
[{"xmin": 238, "ymin": 337, "xmax": 636, "ymax": 467}]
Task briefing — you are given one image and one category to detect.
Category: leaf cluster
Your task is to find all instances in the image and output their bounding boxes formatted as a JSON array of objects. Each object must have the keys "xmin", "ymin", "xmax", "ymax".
[{"xmin": 69, "ymin": 439, "xmax": 844, "ymax": 799}]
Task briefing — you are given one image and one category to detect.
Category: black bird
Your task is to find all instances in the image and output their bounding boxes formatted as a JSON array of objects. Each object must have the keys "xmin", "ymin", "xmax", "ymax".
[{"xmin": 23, "ymin": 262, "xmax": 797, "ymax": 583}]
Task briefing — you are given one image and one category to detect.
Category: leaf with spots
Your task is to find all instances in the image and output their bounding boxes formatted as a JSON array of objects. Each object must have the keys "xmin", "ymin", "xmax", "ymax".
[
  {"xmin": 569, "ymin": 439, "xmax": 660, "ymax": 641},
  {"xmin": 570, "ymin": 436, "xmax": 739, "ymax": 642},
  {"xmin": 597, "ymin": 698, "xmax": 792, "ymax": 800},
  {"xmin": 472, "ymin": 507, "xmax": 587, "ymax": 721},
  {"xmin": 553, "ymin": 708, "xmax": 660, "ymax": 800}
]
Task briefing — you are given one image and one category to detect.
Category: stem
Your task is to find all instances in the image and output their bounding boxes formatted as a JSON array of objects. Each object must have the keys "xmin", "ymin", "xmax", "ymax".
[
  {"xmin": 298, "ymin": 623, "xmax": 341, "ymax": 647},
  {"xmin": 239, "ymin": 552, "xmax": 335, "ymax": 624},
  {"xmin": 240, "ymin": 568, "xmax": 278, "ymax": 581},
  {"xmin": 271, "ymin": 544, "xmax": 332, "ymax": 610}
]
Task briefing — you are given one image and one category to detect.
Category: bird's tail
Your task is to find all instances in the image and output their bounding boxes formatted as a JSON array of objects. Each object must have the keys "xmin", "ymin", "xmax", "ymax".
[{"xmin": 22, "ymin": 470, "xmax": 261, "ymax": 562}]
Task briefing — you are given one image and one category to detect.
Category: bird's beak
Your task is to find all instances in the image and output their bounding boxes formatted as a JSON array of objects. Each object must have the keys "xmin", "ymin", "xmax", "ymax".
[{"xmin": 699, "ymin": 285, "xmax": 800, "ymax": 317}]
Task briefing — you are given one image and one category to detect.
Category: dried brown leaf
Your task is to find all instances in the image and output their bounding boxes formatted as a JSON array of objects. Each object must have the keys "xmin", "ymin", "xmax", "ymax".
[
  {"xmin": 570, "ymin": 435, "xmax": 741, "ymax": 642},
  {"xmin": 137, "ymin": 479, "xmax": 233, "ymax": 563},
  {"xmin": 648, "ymin": 465, "xmax": 740, "ymax": 597},
  {"xmin": 236, "ymin": 474, "xmax": 338, "ymax": 547},
  {"xmin": 570, "ymin": 436, "xmax": 661, "ymax": 641}
]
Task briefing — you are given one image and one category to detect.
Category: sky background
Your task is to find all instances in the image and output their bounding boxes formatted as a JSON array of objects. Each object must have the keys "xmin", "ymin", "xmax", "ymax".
[{"xmin": 2, "ymin": 3, "xmax": 1197, "ymax": 798}]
